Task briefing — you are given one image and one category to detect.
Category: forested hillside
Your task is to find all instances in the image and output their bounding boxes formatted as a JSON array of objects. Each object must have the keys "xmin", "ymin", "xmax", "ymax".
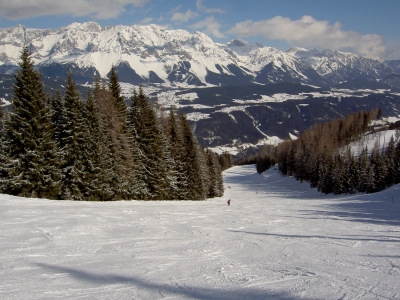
[
  {"xmin": 273, "ymin": 109, "xmax": 400, "ymax": 194},
  {"xmin": 0, "ymin": 48, "xmax": 231, "ymax": 201}
]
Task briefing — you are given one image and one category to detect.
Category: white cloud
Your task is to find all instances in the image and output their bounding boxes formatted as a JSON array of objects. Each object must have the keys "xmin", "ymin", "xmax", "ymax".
[
  {"xmin": 190, "ymin": 16, "xmax": 225, "ymax": 38},
  {"xmin": 139, "ymin": 17, "xmax": 153, "ymax": 24},
  {"xmin": 0, "ymin": 0, "xmax": 148, "ymax": 20},
  {"xmin": 195, "ymin": 0, "xmax": 225, "ymax": 14},
  {"xmin": 228, "ymin": 15, "xmax": 388, "ymax": 58},
  {"xmin": 171, "ymin": 9, "xmax": 198, "ymax": 23}
]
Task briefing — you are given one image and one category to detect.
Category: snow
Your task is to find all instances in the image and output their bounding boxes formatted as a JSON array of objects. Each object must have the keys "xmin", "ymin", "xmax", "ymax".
[
  {"xmin": 1, "ymin": 165, "xmax": 399, "ymax": 299},
  {"xmin": 216, "ymin": 105, "xmax": 248, "ymax": 113},
  {"xmin": 232, "ymin": 94, "xmax": 308, "ymax": 104},
  {"xmin": 346, "ymin": 129, "xmax": 399, "ymax": 156},
  {"xmin": 0, "ymin": 97, "xmax": 12, "ymax": 107},
  {"xmin": 385, "ymin": 116, "xmax": 400, "ymax": 123},
  {"xmin": 208, "ymin": 137, "xmax": 283, "ymax": 155},
  {"xmin": 186, "ymin": 112, "xmax": 211, "ymax": 121}
]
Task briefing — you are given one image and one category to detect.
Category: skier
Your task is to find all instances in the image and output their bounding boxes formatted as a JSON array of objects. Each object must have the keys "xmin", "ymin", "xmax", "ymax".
[{"xmin": 227, "ymin": 199, "xmax": 231, "ymax": 206}]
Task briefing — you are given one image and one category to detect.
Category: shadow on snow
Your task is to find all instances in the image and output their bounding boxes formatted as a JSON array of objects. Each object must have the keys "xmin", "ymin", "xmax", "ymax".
[
  {"xmin": 35, "ymin": 263, "xmax": 308, "ymax": 300},
  {"xmin": 228, "ymin": 230, "xmax": 400, "ymax": 244},
  {"xmin": 224, "ymin": 166, "xmax": 400, "ymax": 227}
]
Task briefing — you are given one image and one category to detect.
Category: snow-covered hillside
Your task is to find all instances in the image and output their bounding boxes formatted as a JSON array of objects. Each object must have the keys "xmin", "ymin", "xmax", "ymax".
[{"xmin": 1, "ymin": 165, "xmax": 399, "ymax": 299}]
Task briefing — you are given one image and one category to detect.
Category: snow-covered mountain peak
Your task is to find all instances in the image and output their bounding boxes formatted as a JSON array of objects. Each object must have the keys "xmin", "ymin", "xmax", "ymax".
[
  {"xmin": 76, "ymin": 21, "xmax": 102, "ymax": 32},
  {"xmin": 223, "ymin": 39, "xmax": 264, "ymax": 56},
  {"xmin": 227, "ymin": 39, "xmax": 247, "ymax": 47},
  {"xmin": 285, "ymin": 47, "xmax": 309, "ymax": 56},
  {"xmin": 248, "ymin": 46, "xmax": 297, "ymax": 69},
  {"xmin": 0, "ymin": 22, "xmax": 398, "ymax": 88}
]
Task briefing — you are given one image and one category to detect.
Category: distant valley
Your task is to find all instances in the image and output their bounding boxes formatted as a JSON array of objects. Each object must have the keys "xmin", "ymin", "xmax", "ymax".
[{"xmin": 1, "ymin": 22, "xmax": 400, "ymax": 154}]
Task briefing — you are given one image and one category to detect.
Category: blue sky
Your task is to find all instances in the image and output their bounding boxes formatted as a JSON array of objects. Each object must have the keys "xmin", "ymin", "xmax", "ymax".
[{"xmin": 0, "ymin": 0, "xmax": 399, "ymax": 59}]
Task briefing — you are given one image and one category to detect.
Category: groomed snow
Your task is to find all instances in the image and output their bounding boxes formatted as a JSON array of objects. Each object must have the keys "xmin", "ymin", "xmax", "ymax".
[{"xmin": 1, "ymin": 165, "xmax": 400, "ymax": 299}]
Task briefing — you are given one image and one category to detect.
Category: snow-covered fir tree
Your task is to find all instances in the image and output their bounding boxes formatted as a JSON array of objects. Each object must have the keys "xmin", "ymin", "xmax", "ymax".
[
  {"xmin": 179, "ymin": 113, "xmax": 205, "ymax": 200},
  {"xmin": 167, "ymin": 109, "xmax": 188, "ymax": 199},
  {"xmin": 59, "ymin": 72, "xmax": 92, "ymax": 200},
  {"xmin": 0, "ymin": 55, "xmax": 224, "ymax": 200},
  {"xmin": 131, "ymin": 87, "xmax": 177, "ymax": 200},
  {"xmin": 1, "ymin": 47, "xmax": 62, "ymax": 198}
]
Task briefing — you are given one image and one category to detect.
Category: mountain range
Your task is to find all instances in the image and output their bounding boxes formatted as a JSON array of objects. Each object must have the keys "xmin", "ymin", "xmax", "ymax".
[
  {"xmin": 1, "ymin": 22, "xmax": 399, "ymax": 88},
  {"xmin": 1, "ymin": 22, "xmax": 400, "ymax": 154}
]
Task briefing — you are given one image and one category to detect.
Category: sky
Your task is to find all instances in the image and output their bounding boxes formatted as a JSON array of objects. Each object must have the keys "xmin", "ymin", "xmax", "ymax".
[{"xmin": 0, "ymin": 0, "xmax": 399, "ymax": 60}]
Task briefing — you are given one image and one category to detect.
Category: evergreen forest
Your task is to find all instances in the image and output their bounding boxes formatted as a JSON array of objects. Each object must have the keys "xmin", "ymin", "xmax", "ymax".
[
  {"xmin": 259, "ymin": 109, "xmax": 400, "ymax": 194},
  {"xmin": 0, "ymin": 47, "xmax": 230, "ymax": 201}
]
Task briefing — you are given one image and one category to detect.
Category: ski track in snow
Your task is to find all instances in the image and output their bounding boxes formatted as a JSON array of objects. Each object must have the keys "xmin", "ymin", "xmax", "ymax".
[{"xmin": 1, "ymin": 165, "xmax": 400, "ymax": 299}]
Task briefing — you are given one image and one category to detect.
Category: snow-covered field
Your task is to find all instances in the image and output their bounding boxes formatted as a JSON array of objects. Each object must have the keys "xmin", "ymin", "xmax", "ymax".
[{"xmin": 1, "ymin": 165, "xmax": 400, "ymax": 299}]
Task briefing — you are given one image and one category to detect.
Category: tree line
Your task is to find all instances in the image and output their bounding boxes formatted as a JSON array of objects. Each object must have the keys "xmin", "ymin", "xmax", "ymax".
[
  {"xmin": 0, "ymin": 47, "xmax": 228, "ymax": 200},
  {"xmin": 253, "ymin": 108, "xmax": 400, "ymax": 194}
]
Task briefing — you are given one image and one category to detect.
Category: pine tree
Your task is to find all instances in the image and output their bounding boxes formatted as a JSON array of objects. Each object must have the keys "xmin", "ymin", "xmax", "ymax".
[
  {"xmin": 317, "ymin": 157, "xmax": 334, "ymax": 194},
  {"xmin": 1, "ymin": 47, "xmax": 62, "ymax": 198},
  {"xmin": 126, "ymin": 89, "xmax": 148, "ymax": 199},
  {"xmin": 356, "ymin": 146, "xmax": 368, "ymax": 192},
  {"xmin": 108, "ymin": 65, "xmax": 127, "ymax": 128},
  {"xmin": 344, "ymin": 149, "xmax": 357, "ymax": 194},
  {"xmin": 92, "ymin": 78, "xmax": 119, "ymax": 200},
  {"xmin": 60, "ymin": 72, "xmax": 94, "ymax": 200},
  {"xmin": 101, "ymin": 70, "xmax": 133, "ymax": 199},
  {"xmin": 205, "ymin": 149, "xmax": 223, "ymax": 198},
  {"xmin": 0, "ymin": 106, "xmax": 8, "ymax": 193},
  {"xmin": 395, "ymin": 138, "xmax": 400, "ymax": 184},
  {"xmin": 370, "ymin": 143, "xmax": 387, "ymax": 192},
  {"xmin": 76, "ymin": 89, "xmax": 111, "ymax": 201},
  {"xmin": 50, "ymin": 89, "xmax": 67, "ymax": 148},
  {"xmin": 384, "ymin": 135, "xmax": 396, "ymax": 187},
  {"xmin": 332, "ymin": 153, "xmax": 345, "ymax": 194},
  {"xmin": 134, "ymin": 87, "xmax": 176, "ymax": 200},
  {"xmin": 219, "ymin": 152, "xmax": 233, "ymax": 171},
  {"xmin": 167, "ymin": 109, "xmax": 188, "ymax": 199},
  {"xmin": 180, "ymin": 112, "xmax": 205, "ymax": 200}
]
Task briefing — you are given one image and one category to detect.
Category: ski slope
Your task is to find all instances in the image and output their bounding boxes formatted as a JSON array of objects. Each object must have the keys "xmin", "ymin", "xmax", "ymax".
[{"xmin": 1, "ymin": 165, "xmax": 399, "ymax": 299}]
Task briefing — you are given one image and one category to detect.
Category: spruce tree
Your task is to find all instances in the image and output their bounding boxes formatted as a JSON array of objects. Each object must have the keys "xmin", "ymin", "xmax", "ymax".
[
  {"xmin": 332, "ymin": 154, "xmax": 345, "ymax": 194},
  {"xmin": 317, "ymin": 158, "xmax": 334, "ymax": 194},
  {"xmin": 370, "ymin": 144, "xmax": 387, "ymax": 192},
  {"xmin": 394, "ymin": 138, "xmax": 400, "ymax": 184},
  {"xmin": 109, "ymin": 65, "xmax": 127, "ymax": 128},
  {"xmin": 92, "ymin": 78, "xmax": 119, "ymax": 200},
  {"xmin": 167, "ymin": 109, "xmax": 188, "ymax": 199},
  {"xmin": 102, "ymin": 69, "xmax": 132, "ymax": 199},
  {"xmin": 180, "ymin": 113, "xmax": 205, "ymax": 200},
  {"xmin": 356, "ymin": 147, "xmax": 368, "ymax": 192},
  {"xmin": 60, "ymin": 72, "xmax": 92, "ymax": 200},
  {"xmin": 2, "ymin": 47, "xmax": 62, "ymax": 198},
  {"xmin": 134, "ymin": 87, "xmax": 176, "ymax": 200},
  {"xmin": 205, "ymin": 149, "xmax": 223, "ymax": 198},
  {"xmin": 0, "ymin": 106, "xmax": 8, "ymax": 193},
  {"xmin": 77, "ymin": 89, "xmax": 111, "ymax": 200},
  {"xmin": 50, "ymin": 89, "xmax": 67, "ymax": 148},
  {"xmin": 344, "ymin": 149, "xmax": 357, "ymax": 194},
  {"xmin": 384, "ymin": 135, "xmax": 396, "ymax": 187},
  {"xmin": 126, "ymin": 89, "xmax": 148, "ymax": 199}
]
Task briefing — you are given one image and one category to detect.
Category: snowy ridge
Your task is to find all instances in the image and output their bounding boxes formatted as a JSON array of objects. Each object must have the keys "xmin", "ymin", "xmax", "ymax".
[{"xmin": 0, "ymin": 22, "xmax": 398, "ymax": 88}]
